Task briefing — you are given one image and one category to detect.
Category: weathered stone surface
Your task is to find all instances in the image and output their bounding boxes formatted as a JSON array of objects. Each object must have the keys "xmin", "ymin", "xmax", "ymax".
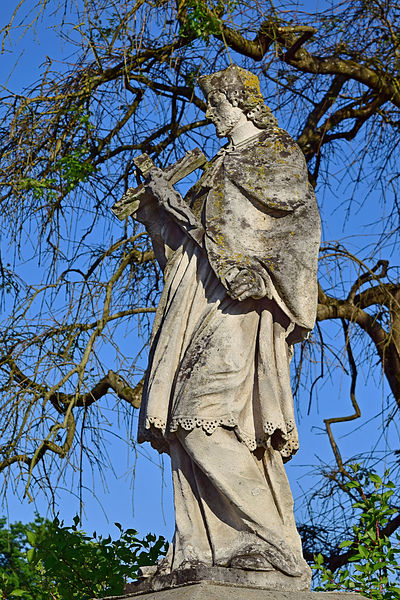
[
  {"xmin": 98, "ymin": 580, "xmax": 364, "ymax": 600},
  {"xmin": 114, "ymin": 64, "xmax": 321, "ymax": 586},
  {"xmin": 124, "ymin": 565, "xmax": 311, "ymax": 595}
]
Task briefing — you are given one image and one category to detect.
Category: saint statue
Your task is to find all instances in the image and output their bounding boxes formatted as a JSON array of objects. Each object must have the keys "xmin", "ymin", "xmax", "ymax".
[{"xmin": 133, "ymin": 65, "xmax": 320, "ymax": 591}]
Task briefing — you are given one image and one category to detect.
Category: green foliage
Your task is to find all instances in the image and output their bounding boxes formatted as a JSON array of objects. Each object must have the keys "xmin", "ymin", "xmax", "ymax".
[
  {"xmin": 312, "ymin": 466, "xmax": 400, "ymax": 599},
  {"xmin": 16, "ymin": 104, "xmax": 95, "ymax": 200},
  {"xmin": 54, "ymin": 147, "xmax": 95, "ymax": 193},
  {"xmin": 0, "ymin": 515, "xmax": 167, "ymax": 600},
  {"xmin": 17, "ymin": 146, "xmax": 94, "ymax": 200},
  {"xmin": 16, "ymin": 177, "xmax": 57, "ymax": 200},
  {"xmin": 179, "ymin": 0, "xmax": 237, "ymax": 42}
]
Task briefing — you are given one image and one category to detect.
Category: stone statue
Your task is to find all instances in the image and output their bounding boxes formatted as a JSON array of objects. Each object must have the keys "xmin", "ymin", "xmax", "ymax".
[{"xmin": 117, "ymin": 65, "xmax": 320, "ymax": 592}]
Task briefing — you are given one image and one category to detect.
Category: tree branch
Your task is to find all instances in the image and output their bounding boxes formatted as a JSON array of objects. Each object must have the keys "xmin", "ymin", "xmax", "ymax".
[
  {"xmin": 323, "ymin": 320, "xmax": 361, "ymax": 476},
  {"xmin": 213, "ymin": 19, "xmax": 400, "ymax": 108}
]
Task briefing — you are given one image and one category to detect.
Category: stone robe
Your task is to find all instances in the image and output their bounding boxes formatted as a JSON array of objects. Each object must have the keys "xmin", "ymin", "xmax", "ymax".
[
  {"xmin": 138, "ymin": 127, "xmax": 320, "ymax": 456},
  {"xmin": 136, "ymin": 126, "xmax": 320, "ymax": 582}
]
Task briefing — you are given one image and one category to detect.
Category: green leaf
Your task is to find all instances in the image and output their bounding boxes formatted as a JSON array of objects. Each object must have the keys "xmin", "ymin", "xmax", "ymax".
[
  {"xmin": 346, "ymin": 481, "xmax": 360, "ymax": 489},
  {"xmin": 26, "ymin": 531, "xmax": 36, "ymax": 546},
  {"xmin": 369, "ymin": 473, "xmax": 382, "ymax": 488},
  {"xmin": 26, "ymin": 548, "xmax": 35, "ymax": 563}
]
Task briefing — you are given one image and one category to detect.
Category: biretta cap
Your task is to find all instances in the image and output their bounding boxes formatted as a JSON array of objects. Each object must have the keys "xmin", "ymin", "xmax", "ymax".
[{"xmin": 198, "ymin": 64, "xmax": 261, "ymax": 98}]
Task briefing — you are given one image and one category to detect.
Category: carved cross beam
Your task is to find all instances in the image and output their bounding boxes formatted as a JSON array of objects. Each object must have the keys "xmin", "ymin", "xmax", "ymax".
[{"xmin": 111, "ymin": 148, "xmax": 207, "ymax": 220}]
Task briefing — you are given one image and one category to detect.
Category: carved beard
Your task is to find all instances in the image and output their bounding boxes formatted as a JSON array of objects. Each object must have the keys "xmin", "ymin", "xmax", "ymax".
[{"xmin": 213, "ymin": 112, "xmax": 242, "ymax": 138}]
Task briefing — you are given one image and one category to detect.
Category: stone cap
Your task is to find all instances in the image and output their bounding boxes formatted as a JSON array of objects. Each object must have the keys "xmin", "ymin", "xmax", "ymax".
[{"xmin": 198, "ymin": 64, "xmax": 261, "ymax": 99}]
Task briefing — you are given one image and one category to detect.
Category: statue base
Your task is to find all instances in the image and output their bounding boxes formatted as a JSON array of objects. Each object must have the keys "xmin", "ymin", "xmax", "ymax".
[{"xmin": 94, "ymin": 565, "xmax": 365, "ymax": 599}]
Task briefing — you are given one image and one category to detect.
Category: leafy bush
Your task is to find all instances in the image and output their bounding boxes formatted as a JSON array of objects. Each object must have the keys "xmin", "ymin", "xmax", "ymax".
[
  {"xmin": 312, "ymin": 466, "xmax": 400, "ymax": 599},
  {"xmin": 0, "ymin": 515, "xmax": 167, "ymax": 600}
]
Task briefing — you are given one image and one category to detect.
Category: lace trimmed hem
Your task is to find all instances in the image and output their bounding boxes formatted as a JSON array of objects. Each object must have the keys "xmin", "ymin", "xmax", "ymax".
[
  {"xmin": 146, "ymin": 415, "xmax": 167, "ymax": 430},
  {"xmin": 143, "ymin": 415, "xmax": 299, "ymax": 458},
  {"xmin": 170, "ymin": 416, "xmax": 237, "ymax": 435}
]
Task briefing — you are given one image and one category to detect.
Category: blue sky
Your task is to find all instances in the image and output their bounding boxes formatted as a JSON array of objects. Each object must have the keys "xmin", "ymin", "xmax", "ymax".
[{"xmin": 1, "ymin": 0, "xmax": 398, "ymax": 545}]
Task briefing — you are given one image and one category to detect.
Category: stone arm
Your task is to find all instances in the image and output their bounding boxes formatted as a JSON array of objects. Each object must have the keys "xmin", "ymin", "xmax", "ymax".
[
  {"xmin": 146, "ymin": 168, "xmax": 267, "ymax": 301},
  {"xmin": 112, "ymin": 149, "xmax": 207, "ymax": 272},
  {"xmin": 126, "ymin": 168, "xmax": 205, "ymax": 273},
  {"xmin": 146, "ymin": 168, "xmax": 204, "ymax": 246}
]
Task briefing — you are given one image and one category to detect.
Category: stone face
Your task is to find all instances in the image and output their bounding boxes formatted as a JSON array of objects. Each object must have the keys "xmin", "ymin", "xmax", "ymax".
[{"xmin": 123, "ymin": 64, "xmax": 321, "ymax": 588}]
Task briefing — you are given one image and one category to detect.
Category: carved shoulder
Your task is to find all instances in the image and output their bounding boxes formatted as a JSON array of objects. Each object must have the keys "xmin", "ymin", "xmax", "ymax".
[{"xmin": 224, "ymin": 129, "xmax": 308, "ymax": 215}]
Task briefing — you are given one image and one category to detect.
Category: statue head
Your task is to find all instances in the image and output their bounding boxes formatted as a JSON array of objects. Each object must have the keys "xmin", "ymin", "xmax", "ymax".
[{"xmin": 198, "ymin": 65, "xmax": 278, "ymax": 132}]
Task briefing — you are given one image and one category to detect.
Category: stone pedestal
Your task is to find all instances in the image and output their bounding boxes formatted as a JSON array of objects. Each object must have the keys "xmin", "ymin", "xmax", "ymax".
[
  {"xmin": 101, "ymin": 581, "xmax": 365, "ymax": 600},
  {"xmin": 124, "ymin": 565, "xmax": 311, "ymax": 595},
  {"xmin": 96, "ymin": 566, "xmax": 365, "ymax": 600}
]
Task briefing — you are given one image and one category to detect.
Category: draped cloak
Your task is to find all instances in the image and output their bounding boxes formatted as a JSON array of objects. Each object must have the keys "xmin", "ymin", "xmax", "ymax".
[{"xmin": 137, "ymin": 126, "xmax": 320, "ymax": 461}]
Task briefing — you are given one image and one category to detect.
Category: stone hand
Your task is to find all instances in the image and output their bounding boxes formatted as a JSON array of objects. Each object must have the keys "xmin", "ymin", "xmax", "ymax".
[{"xmin": 225, "ymin": 267, "xmax": 267, "ymax": 301}]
